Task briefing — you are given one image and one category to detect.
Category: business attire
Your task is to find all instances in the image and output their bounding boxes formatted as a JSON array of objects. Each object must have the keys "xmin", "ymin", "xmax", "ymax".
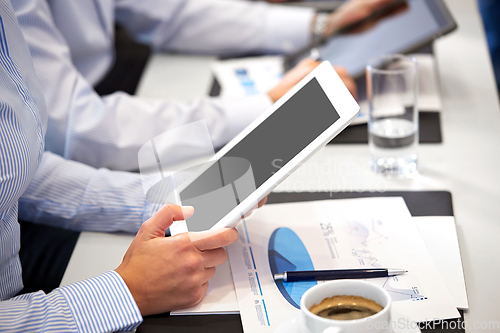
[
  {"xmin": 0, "ymin": 1, "xmax": 161, "ymax": 329},
  {"xmin": 14, "ymin": 0, "xmax": 314, "ymax": 171}
]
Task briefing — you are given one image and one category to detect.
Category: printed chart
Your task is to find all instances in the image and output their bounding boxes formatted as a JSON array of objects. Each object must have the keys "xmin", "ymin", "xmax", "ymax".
[{"xmin": 228, "ymin": 197, "xmax": 459, "ymax": 332}]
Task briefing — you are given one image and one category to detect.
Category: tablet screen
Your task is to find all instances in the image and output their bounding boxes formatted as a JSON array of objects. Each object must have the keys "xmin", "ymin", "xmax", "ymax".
[{"xmin": 180, "ymin": 78, "xmax": 340, "ymax": 231}]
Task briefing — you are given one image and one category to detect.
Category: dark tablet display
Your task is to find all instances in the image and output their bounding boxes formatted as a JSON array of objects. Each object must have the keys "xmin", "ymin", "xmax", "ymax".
[{"xmin": 180, "ymin": 78, "xmax": 340, "ymax": 231}]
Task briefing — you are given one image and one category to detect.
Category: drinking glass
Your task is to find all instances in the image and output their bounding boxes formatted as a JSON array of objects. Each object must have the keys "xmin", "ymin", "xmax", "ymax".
[{"xmin": 367, "ymin": 54, "xmax": 419, "ymax": 176}]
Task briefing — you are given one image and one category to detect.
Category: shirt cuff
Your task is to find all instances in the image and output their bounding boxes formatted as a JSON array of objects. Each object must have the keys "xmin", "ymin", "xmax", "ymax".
[
  {"xmin": 222, "ymin": 94, "xmax": 273, "ymax": 143},
  {"xmin": 264, "ymin": 5, "xmax": 314, "ymax": 54},
  {"xmin": 57, "ymin": 271, "xmax": 143, "ymax": 332}
]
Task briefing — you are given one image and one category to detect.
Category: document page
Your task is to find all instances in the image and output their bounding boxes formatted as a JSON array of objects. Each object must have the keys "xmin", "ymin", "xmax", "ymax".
[{"xmin": 228, "ymin": 197, "xmax": 460, "ymax": 332}]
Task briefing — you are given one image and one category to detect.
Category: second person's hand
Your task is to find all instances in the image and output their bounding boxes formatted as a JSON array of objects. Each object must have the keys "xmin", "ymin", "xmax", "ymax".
[{"xmin": 267, "ymin": 59, "xmax": 357, "ymax": 102}]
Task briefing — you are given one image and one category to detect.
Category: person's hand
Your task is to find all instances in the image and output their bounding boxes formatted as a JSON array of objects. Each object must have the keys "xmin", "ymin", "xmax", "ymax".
[
  {"xmin": 115, "ymin": 205, "xmax": 239, "ymax": 316},
  {"xmin": 267, "ymin": 58, "xmax": 320, "ymax": 103},
  {"xmin": 324, "ymin": 0, "xmax": 408, "ymax": 36},
  {"xmin": 267, "ymin": 59, "xmax": 357, "ymax": 102}
]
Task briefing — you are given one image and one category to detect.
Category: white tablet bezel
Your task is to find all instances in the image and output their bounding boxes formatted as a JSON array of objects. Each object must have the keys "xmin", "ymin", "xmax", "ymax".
[{"xmin": 175, "ymin": 61, "xmax": 359, "ymax": 232}]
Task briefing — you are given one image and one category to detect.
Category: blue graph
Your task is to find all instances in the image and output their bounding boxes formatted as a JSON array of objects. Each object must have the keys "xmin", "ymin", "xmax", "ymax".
[{"xmin": 268, "ymin": 227, "xmax": 317, "ymax": 309}]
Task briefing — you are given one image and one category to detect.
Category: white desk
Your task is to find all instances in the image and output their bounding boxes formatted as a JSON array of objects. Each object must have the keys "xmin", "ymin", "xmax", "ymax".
[{"xmin": 61, "ymin": 0, "xmax": 500, "ymax": 331}]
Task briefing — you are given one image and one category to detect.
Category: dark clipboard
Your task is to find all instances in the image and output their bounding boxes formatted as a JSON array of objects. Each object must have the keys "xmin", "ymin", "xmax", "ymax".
[{"xmin": 138, "ymin": 190, "xmax": 465, "ymax": 333}]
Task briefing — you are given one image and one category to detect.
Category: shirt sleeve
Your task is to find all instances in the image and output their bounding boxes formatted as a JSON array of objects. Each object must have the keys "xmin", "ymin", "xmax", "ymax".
[
  {"xmin": 18, "ymin": 151, "xmax": 162, "ymax": 233},
  {"xmin": 114, "ymin": 0, "xmax": 314, "ymax": 56},
  {"xmin": 16, "ymin": 0, "xmax": 272, "ymax": 171},
  {"xmin": 0, "ymin": 271, "xmax": 142, "ymax": 333}
]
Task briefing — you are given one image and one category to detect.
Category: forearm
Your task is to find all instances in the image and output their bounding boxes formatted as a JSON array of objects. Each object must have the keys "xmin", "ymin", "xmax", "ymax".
[
  {"xmin": 30, "ymin": 29, "xmax": 270, "ymax": 171},
  {"xmin": 61, "ymin": 91, "xmax": 271, "ymax": 170},
  {"xmin": 0, "ymin": 271, "xmax": 142, "ymax": 332},
  {"xmin": 18, "ymin": 152, "xmax": 161, "ymax": 233},
  {"xmin": 115, "ymin": 0, "xmax": 314, "ymax": 55}
]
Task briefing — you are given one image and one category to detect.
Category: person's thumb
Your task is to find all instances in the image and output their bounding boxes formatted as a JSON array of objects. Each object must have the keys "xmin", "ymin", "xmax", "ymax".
[{"xmin": 140, "ymin": 204, "xmax": 194, "ymax": 239}]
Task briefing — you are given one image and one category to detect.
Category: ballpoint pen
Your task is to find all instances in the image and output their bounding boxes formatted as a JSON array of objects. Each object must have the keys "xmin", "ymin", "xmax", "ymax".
[{"xmin": 274, "ymin": 268, "xmax": 407, "ymax": 282}]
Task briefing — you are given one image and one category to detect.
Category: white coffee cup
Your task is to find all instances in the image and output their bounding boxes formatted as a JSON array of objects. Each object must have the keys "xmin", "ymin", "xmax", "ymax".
[{"xmin": 300, "ymin": 280, "xmax": 392, "ymax": 333}]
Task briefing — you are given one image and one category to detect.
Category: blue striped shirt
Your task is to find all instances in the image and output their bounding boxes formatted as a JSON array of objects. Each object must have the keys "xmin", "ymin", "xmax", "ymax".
[{"xmin": 0, "ymin": 1, "xmax": 159, "ymax": 330}]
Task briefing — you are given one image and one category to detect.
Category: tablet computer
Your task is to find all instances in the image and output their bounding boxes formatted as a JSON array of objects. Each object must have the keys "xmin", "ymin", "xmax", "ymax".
[
  {"xmin": 284, "ymin": 0, "xmax": 457, "ymax": 78},
  {"xmin": 170, "ymin": 61, "xmax": 359, "ymax": 234}
]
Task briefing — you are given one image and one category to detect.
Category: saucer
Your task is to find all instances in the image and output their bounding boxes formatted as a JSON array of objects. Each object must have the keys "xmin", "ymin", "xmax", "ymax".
[{"xmin": 274, "ymin": 309, "xmax": 421, "ymax": 333}]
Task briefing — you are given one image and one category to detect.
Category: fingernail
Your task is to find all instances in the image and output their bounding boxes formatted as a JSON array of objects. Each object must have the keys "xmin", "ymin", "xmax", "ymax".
[{"xmin": 181, "ymin": 205, "xmax": 194, "ymax": 217}]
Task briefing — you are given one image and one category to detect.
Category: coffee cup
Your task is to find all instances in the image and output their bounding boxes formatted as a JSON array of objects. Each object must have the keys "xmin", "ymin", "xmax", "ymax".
[{"xmin": 300, "ymin": 280, "xmax": 392, "ymax": 333}]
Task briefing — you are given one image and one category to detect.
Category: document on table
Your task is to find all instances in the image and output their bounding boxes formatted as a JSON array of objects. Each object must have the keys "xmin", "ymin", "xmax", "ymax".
[
  {"xmin": 171, "ymin": 200, "xmax": 467, "ymax": 316},
  {"xmin": 227, "ymin": 197, "xmax": 460, "ymax": 332},
  {"xmin": 211, "ymin": 56, "xmax": 283, "ymax": 98}
]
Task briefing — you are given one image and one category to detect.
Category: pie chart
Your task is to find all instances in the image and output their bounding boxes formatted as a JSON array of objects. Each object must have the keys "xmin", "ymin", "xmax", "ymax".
[{"xmin": 268, "ymin": 227, "xmax": 317, "ymax": 309}]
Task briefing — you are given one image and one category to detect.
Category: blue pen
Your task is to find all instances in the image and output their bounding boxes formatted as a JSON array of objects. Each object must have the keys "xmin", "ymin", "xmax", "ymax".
[{"xmin": 274, "ymin": 268, "xmax": 407, "ymax": 282}]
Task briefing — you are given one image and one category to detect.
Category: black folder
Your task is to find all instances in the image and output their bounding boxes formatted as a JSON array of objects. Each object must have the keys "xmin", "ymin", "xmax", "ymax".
[
  {"xmin": 138, "ymin": 190, "xmax": 465, "ymax": 333},
  {"xmin": 330, "ymin": 112, "xmax": 442, "ymax": 144}
]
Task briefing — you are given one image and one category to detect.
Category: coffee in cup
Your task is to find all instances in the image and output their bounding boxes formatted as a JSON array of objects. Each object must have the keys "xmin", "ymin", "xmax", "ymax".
[
  {"xmin": 300, "ymin": 280, "xmax": 392, "ymax": 333},
  {"xmin": 309, "ymin": 295, "xmax": 383, "ymax": 320}
]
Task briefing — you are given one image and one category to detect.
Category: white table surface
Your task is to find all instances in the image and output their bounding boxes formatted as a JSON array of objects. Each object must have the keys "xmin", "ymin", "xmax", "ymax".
[{"xmin": 61, "ymin": 0, "xmax": 500, "ymax": 331}]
